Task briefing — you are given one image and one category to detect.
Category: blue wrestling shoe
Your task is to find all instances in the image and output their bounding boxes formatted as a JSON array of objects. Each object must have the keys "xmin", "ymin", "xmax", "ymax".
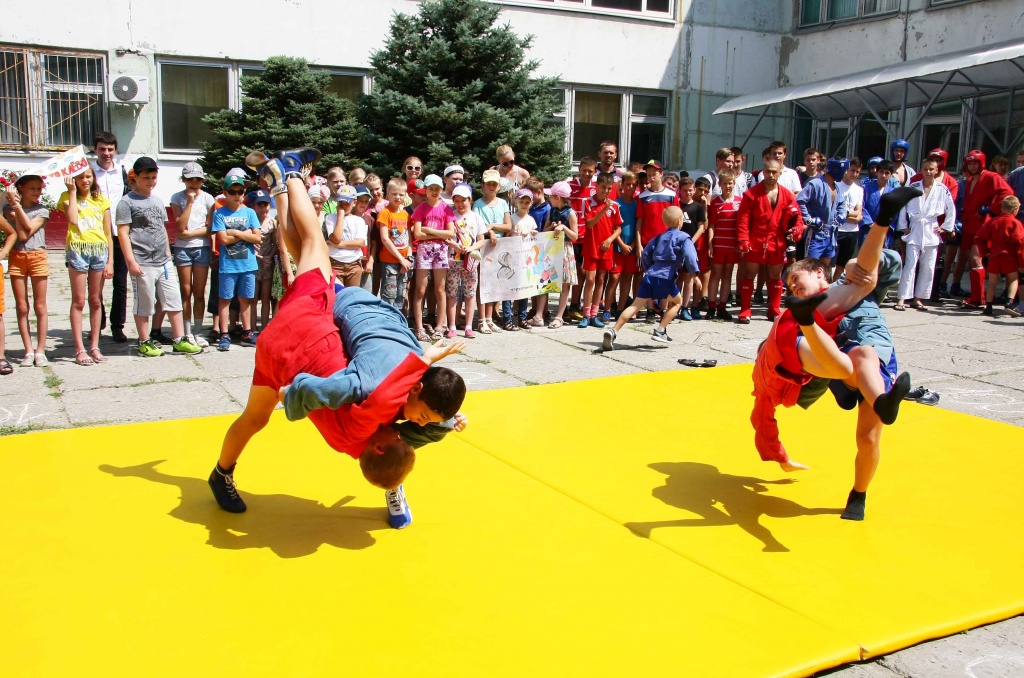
[
  {"xmin": 385, "ymin": 484, "xmax": 413, "ymax": 529},
  {"xmin": 275, "ymin": 148, "xmax": 322, "ymax": 180},
  {"xmin": 590, "ymin": 314, "xmax": 604, "ymax": 328},
  {"xmin": 209, "ymin": 464, "xmax": 246, "ymax": 513}
]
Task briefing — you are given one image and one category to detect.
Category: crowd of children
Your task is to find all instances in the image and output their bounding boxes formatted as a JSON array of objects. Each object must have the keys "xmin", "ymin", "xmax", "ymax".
[{"xmin": 1, "ymin": 135, "xmax": 1022, "ymax": 374}]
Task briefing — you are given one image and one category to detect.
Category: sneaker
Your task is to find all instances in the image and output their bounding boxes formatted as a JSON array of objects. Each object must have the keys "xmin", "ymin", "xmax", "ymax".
[
  {"xmin": 217, "ymin": 334, "xmax": 232, "ymax": 352},
  {"xmin": 652, "ymin": 327, "xmax": 672, "ymax": 343},
  {"xmin": 445, "ymin": 328, "xmax": 457, "ymax": 339},
  {"xmin": 590, "ymin": 314, "xmax": 604, "ymax": 328},
  {"xmin": 1005, "ymin": 302, "xmax": 1021, "ymax": 318},
  {"xmin": 137, "ymin": 338, "xmax": 164, "ymax": 358},
  {"xmin": 600, "ymin": 311, "xmax": 612, "ymax": 323},
  {"xmin": 194, "ymin": 333, "xmax": 210, "ymax": 349},
  {"xmin": 602, "ymin": 327, "xmax": 616, "ymax": 351},
  {"xmin": 904, "ymin": 386, "xmax": 940, "ymax": 406},
  {"xmin": 172, "ymin": 336, "xmax": 203, "ymax": 355},
  {"xmin": 111, "ymin": 327, "xmax": 128, "ymax": 343},
  {"xmin": 275, "ymin": 147, "xmax": 323, "ymax": 179},
  {"xmin": 240, "ymin": 331, "xmax": 258, "ymax": 347},
  {"xmin": 680, "ymin": 309, "xmax": 692, "ymax": 321},
  {"xmin": 567, "ymin": 307, "xmax": 584, "ymax": 322},
  {"xmin": 385, "ymin": 484, "xmax": 413, "ymax": 529},
  {"xmin": 938, "ymin": 282, "xmax": 949, "ymax": 298},
  {"xmin": 464, "ymin": 328, "xmax": 476, "ymax": 339},
  {"xmin": 982, "ymin": 306, "xmax": 994, "ymax": 316},
  {"xmin": 716, "ymin": 307, "xmax": 733, "ymax": 321},
  {"xmin": 697, "ymin": 298, "xmax": 709, "ymax": 313},
  {"xmin": 208, "ymin": 465, "xmax": 246, "ymax": 513},
  {"xmin": 246, "ymin": 153, "xmax": 287, "ymax": 196},
  {"xmin": 206, "ymin": 328, "xmax": 221, "ymax": 343},
  {"xmin": 690, "ymin": 306, "xmax": 703, "ymax": 320},
  {"xmin": 578, "ymin": 316, "xmax": 590, "ymax": 328},
  {"xmin": 150, "ymin": 328, "xmax": 171, "ymax": 345}
]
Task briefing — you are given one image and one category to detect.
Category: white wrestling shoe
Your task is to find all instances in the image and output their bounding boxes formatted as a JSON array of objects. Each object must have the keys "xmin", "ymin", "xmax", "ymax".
[{"xmin": 385, "ymin": 484, "xmax": 413, "ymax": 529}]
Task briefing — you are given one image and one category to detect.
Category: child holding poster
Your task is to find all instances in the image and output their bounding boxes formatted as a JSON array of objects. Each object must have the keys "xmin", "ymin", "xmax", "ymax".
[
  {"xmin": 542, "ymin": 181, "xmax": 579, "ymax": 329},
  {"xmin": 446, "ymin": 183, "xmax": 486, "ymax": 338}
]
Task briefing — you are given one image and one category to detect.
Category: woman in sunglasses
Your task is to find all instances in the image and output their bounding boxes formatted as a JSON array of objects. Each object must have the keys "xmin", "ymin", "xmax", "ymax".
[
  {"xmin": 491, "ymin": 144, "xmax": 531, "ymax": 194},
  {"xmin": 401, "ymin": 156, "xmax": 424, "ymax": 207}
]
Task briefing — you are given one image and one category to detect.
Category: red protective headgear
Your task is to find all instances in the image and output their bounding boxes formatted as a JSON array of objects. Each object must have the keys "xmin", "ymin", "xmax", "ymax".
[
  {"xmin": 927, "ymin": 148, "xmax": 949, "ymax": 171},
  {"xmin": 965, "ymin": 150, "xmax": 987, "ymax": 167}
]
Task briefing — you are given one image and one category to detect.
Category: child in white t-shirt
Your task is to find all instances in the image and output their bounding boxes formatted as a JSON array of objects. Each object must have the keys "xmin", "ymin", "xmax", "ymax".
[
  {"xmin": 503, "ymin": 188, "xmax": 538, "ymax": 329},
  {"xmin": 326, "ymin": 185, "xmax": 367, "ymax": 287},
  {"xmin": 446, "ymin": 183, "xmax": 486, "ymax": 339}
]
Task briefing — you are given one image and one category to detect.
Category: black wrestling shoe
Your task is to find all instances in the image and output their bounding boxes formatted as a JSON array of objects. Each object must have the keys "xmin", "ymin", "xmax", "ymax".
[
  {"xmin": 875, "ymin": 187, "xmax": 923, "ymax": 227},
  {"xmin": 209, "ymin": 464, "xmax": 246, "ymax": 513},
  {"xmin": 784, "ymin": 293, "xmax": 827, "ymax": 326},
  {"xmin": 904, "ymin": 386, "xmax": 940, "ymax": 406}
]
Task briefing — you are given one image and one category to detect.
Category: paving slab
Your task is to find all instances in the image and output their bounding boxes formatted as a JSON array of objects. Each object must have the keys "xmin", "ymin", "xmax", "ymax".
[{"xmin": 60, "ymin": 379, "xmax": 233, "ymax": 425}]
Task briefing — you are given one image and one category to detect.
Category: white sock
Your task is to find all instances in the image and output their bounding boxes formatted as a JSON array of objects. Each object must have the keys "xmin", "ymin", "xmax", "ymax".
[
  {"xmin": 183, "ymin": 319, "xmax": 192, "ymax": 338},
  {"xmin": 193, "ymin": 316, "xmax": 203, "ymax": 334}
]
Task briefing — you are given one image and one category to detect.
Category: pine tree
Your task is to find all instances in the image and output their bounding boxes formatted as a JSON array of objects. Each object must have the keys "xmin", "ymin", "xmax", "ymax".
[
  {"xmin": 358, "ymin": 0, "xmax": 569, "ymax": 185},
  {"xmin": 198, "ymin": 57, "xmax": 363, "ymax": 184}
]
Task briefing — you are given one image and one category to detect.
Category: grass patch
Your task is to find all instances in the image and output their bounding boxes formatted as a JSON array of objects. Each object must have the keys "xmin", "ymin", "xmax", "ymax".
[
  {"xmin": 86, "ymin": 376, "xmax": 210, "ymax": 390},
  {"xmin": 44, "ymin": 373, "xmax": 63, "ymax": 390},
  {"xmin": 470, "ymin": 358, "xmax": 491, "ymax": 365},
  {"xmin": 524, "ymin": 380, "xmax": 539, "ymax": 386},
  {"xmin": 0, "ymin": 423, "xmax": 52, "ymax": 437}
]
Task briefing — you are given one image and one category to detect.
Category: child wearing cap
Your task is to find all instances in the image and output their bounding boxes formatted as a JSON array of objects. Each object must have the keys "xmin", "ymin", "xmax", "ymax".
[
  {"xmin": 441, "ymin": 165, "xmax": 465, "ymax": 206},
  {"xmin": 115, "ymin": 157, "xmax": 202, "ymax": 357},
  {"xmin": 170, "ymin": 162, "xmax": 216, "ymax": 348},
  {"xmin": 326, "ymin": 185, "xmax": 366, "ymax": 288},
  {"xmin": 447, "ymin": 183, "xmax": 486, "ymax": 338},
  {"xmin": 378, "ymin": 178, "xmax": 412, "ymax": 312},
  {"xmin": 411, "ymin": 174, "xmax": 456, "ymax": 341},
  {"xmin": 351, "ymin": 184, "xmax": 376, "ymax": 293},
  {"xmin": 211, "ymin": 173, "xmax": 263, "ymax": 352},
  {"xmin": 474, "ymin": 169, "xmax": 513, "ymax": 333},
  {"xmin": 3, "ymin": 173, "xmax": 49, "ymax": 367},
  {"xmin": 542, "ymin": 180, "xmax": 579, "ymax": 329},
  {"xmin": 252, "ymin": 190, "xmax": 285, "ymax": 329}
]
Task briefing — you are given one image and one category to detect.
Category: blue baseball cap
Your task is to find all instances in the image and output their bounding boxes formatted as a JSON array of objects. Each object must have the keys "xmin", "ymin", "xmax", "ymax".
[
  {"xmin": 353, "ymin": 184, "xmax": 372, "ymax": 199},
  {"xmin": 335, "ymin": 185, "xmax": 358, "ymax": 203},
  {"xmin": 248, "ymin": 189, "xmax": 272, "ymax": 205}
]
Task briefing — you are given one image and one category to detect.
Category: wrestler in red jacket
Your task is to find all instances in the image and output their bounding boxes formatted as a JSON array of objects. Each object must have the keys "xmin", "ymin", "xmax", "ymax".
[
  {"xmin": 735, "ymin": 159, "xmax": 804, "ymax": 323},
  {"xmin": 958, "ymin": 150, "xmax": 1013, "ymax": 306}
]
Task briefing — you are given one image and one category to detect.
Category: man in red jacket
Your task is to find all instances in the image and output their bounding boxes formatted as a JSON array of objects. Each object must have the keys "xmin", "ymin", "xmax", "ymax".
[
  {"xmin": 735, "ymin": 159, "xmax": 804, "ymax": 323},
  {"xmin": 957, "ymin": 150, "xmax": 1013, "ymax": 307}
]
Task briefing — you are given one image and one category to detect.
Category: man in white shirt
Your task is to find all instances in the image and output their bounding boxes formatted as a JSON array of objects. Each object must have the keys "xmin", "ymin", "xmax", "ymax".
[
  {"xmin": 91, "ymin": 131, "xmax": 130, "ymax": 342},
  {"xmin": 704, "ymin": 147, "xmax": 747, "ymax": 198},
  {"xmin": 834, "ymin": 157, "xmax": 865, "ymax": 281},
  {"xmin": 751, "ymin": 141, "xmax": 802, "ymax": 194}
]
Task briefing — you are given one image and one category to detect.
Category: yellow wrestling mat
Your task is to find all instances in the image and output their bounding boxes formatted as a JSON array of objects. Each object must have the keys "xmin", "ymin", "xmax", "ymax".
[{"xmin": 2, "ymin": 365, "xmax": 1023, "ymax": 677}]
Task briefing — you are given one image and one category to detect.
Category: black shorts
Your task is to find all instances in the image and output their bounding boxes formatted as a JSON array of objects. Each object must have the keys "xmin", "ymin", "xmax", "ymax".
[{"xmin": 835, "ymin": 231, "xmax": 859, "ymax": 269}]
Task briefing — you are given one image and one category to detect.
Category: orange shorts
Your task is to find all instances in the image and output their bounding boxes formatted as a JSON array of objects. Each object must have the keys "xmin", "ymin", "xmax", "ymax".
[
  {"xmin": 0, "ymin": 274, "xmax": 5, "ymax": 313},
  {"xmin": 8, "ymin": 249, "xmax": 49, "ymax": 277}
]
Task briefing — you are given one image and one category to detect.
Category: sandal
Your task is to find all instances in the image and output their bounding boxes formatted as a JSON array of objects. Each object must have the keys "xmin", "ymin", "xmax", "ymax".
[
  {"xmin": 75, "ymin": 350, "xmax": 94, "ymax": 366},
  {"xmin": 430, "ymin": 328, "xmax": 444, "ymax": 342},
  {"xmin": 548, "ymin": 318, "xmax": 564, "ymax": 329},
  {"xmin": 89, "ymin": 348, "xmax": 109, "ymax": 363},
  {"xmin": 479, "ymin": 322, "xmax": 492, "ymax": 335},
  {"xmin": 415, "ymin": 328, "xmax": 431, "ymax": 342},
  {"xmin": 503, "ymin": 321, "xmax": 519, "ymax": 332},
  {"xmin": 529, "ymin": 317, "xmax": 545, "ymax": 327},
  {"xmin": 0, "ymin": 359, "xmax": 12, "ymax": 376},
  {"xmin": 894, "ymin": 303, "xmax": 907, "ymax": 311},
  {"xmin": 679, "ymin": 358, "xmax": 718, "ymax": 368},
  {"xmin": 910, "ymin": 300, "xmax": 927, "ymax": 311},
  {"xmin": 488, "ymin": 319, "xmax": 503, "ymax": 333}
]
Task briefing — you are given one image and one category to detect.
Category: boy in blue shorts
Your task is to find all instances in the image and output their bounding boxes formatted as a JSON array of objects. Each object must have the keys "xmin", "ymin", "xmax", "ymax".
[
  {"xmin": 602, "ymin": 206, "xmax": 698, "ymax": 349},
  {"xmin": 796, "ymin": 158, "xmax": 848, "ymax": 276},
  {"xmin": 211, "ymin": 173, "xmax": 262, "ymax": 351}
]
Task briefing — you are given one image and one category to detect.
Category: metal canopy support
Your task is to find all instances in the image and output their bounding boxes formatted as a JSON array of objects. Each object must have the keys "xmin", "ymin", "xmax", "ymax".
[
  {"xmin": 829, "ymin": 114, "xmax": 862, "ymax": 159},
  {"xmin": 902, "ymin": 70, "xmax": 958, "ymax": 140},
  {"xmin": 738, "ymin": 105, "xmax": 771, "ymax": 150},
  {"xmin": 962, "ymin": 98, "xmax": 1005, "ymax": 152},
  {"xmin": 855, "ymin": 90, "xmax": 896, "ymax": 134},
  {"xmin": 899, "ymin": 80, "xmax": 909, "ymax": 138}
]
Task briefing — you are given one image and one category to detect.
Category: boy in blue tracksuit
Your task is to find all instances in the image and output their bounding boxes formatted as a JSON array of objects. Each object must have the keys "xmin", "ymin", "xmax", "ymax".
[
  {"xmin": 797, "ymin": 158, "xmax": 849, "ymax": 274},
  {"xmin": 602, "ymin": 205, "xmax": 698, "ymax": 349}
]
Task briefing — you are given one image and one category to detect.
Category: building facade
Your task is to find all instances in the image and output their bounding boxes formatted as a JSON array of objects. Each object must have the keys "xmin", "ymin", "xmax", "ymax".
[{"xmin": 1, "ymin": 0, "xmax": 1021, "ymax": 203}]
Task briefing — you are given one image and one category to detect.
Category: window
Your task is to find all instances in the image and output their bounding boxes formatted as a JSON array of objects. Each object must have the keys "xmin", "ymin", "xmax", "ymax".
[
  {"xmin": 496, "ymin": 0, "xmax": 673, "ymax": 18},
  {"xmin": 800, "ymin": 0, "xmax": 900, "ymax": 26},
  {"xmin": 970, "ymin": 93, "xmax": 1024, "ymax": 162},
  {"xmin": 160, "ymin": 60, "xmax": 369, "ymax": 152},
  {"xmin": 573, "ymin": 90, "xmax": 621, "ymax": 161},
  {"xmin": 855, "ymin": 118, "xmax": 889, "ymax": 163},
  {"xmin": 549, "ymin": 87, "xmax": 669, "ymax": 164},
  {"xmin": 159, "ymin": 62, "xmax": 230, "ymax": 152},
  {"xmin": 0, "ymin": 47, "xmax": 105, "ymax": 150}
]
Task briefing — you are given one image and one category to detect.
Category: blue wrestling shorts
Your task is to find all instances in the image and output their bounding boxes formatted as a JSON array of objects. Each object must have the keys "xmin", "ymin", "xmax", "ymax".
[{"xmin": 828, "ymin": 342, "xmax": 899, "ymax": 410}]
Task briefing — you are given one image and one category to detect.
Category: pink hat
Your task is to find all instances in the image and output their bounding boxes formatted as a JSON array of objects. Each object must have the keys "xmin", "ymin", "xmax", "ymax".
[
  {"xmin": 544, "ymin": 181, "xmax": 571, "ymax": 198},
  {"xmin": 515, "ymin": 187, "xmax": 533, "ymax": 200}
]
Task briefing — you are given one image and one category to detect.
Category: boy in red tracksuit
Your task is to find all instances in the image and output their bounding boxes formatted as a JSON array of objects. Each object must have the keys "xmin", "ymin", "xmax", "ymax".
[
  {"xmin": 975, "ymin": 196, "xmax": 1023, "ymax": 318},
  {"xmin": 735, "ymin": 159, "xmax": 804, "ymax": 323},
  {"xmin": 959, "ymin": 150, "xmax": 1013, "ymax": 307}
]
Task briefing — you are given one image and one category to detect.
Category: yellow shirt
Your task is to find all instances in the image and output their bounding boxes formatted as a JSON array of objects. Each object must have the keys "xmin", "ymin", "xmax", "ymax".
[{"xmin": 57, "ymin": 192, "xmax": 111, "ymax": 250}]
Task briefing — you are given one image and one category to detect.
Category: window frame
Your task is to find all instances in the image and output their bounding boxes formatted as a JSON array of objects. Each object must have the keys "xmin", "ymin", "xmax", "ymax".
[
  {"xmin": 0, "ymin": 44, "xmax": 107, "ymax": 151},
  {"xmin": 552, "ymin": 85, "xmax": 671, "ymax": 168},
  {"xmin": 493, "ymin": 0, "xmax": 676, "ymax": 22},
  {"xmin": 798, "ymin": 0, "xmax": 901, "ymax": 28}
]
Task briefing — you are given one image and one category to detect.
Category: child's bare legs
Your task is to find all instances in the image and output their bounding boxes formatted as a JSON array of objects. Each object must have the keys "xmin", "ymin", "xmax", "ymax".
[
  {"xmin": 985, "ymin": 273, "xmax": 1000, "ymax": 309},
  {"xmin": 216, "ymin": 383, "xmax": 279, "ymax": 492},
  {"xmin": 695, "ymin": 270, "xmax": 710, "ymax": 306},
  {"xmin": 530, "ymin": 293, "xmax": 546, "ymax": 322},
  {"xmin": 553, "ymin": 288, "xmax": 570, "ymax": 322},
  {"xmin": 581, "ymin": 270, "xmax": 597, "ymax": 315},
  {"xmin": 32, "ymin": 276, "xmax": 47, "ymax": 355},
  {"xmin": 412, "ymin": 269, "xmax": 429, "ymax": 330},
  {"xmin": 604, "ymin": 271, "xmax": 620, "ymax": 311},
  {"xmin": 659, "ymin": 293, "xmax": 682, "ymax": 328},
  {"xmin": 593, "ymin": 269, "xmax": 608, "ymax": 315},
  {"xmin": 708, "ymin": 264, "xmax": 723, "ymax": 309},
  {"xmin": 611, "ymin": 296, "xmax": 648, "ymax": 333},
  {"xmin": 433, "ymin": 271, "xmax": 448, "ymax": 329},
  {"xmin": 69, "ymin": 269, "xmax": 88, "ymax": 357},
  {"xmin": 280, "ymin": 177, "xmax": 331, "ymax": 280},
  {"xmin": 721, "ymin": 264, "xmax": 734, "ymax": 305},
  {"xmin": 796, "ymin": 328, "xmax": 854, "ymax": 380},
  {"xmin": 11, "ymin": 276, "xmax": 32, "ymax": 355},
  {"xmin": 680, "ymin": 273, "xmax": 693, "ymax": 308},
  {"xmin": 853, "ymin": 403, "xmax": 882, "ymax": 493},
  {"xmin": 87, "ymin": 269, "xmax": 104, "ymax": 352},
  {"xmin": 1006, "ymin": 272, "xmax": 1019, "ymax": 304},
  {"xmin": 237, "ymin": 299, "xmax": 252, "ymax": 331},
  {"xmin": 167, "ymin": 310, "xmax": 185, "ymax": 339},
  {"xmin": 259, "ymin": 276, "xmax": 273, "ymax": 328}
]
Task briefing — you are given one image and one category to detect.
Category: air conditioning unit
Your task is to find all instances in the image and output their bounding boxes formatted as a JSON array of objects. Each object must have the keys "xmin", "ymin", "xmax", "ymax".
[{"xmin": 110, "ymin": 75, "xmax": 149, "ymax": 104}]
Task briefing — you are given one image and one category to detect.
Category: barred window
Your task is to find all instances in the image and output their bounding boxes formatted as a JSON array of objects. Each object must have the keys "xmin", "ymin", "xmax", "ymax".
[{"xmin": 0, "ymin": 47, "xmax": 106, "ymax": 150}]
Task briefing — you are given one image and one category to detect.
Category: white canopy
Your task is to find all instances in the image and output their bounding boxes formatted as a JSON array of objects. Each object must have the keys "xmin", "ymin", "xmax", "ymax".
[{"xmin": 714, "ymin": 38, "xmax": 1024, "ymax": 119}]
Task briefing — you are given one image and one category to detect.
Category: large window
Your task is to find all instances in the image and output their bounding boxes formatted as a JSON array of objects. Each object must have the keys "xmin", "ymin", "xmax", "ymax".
[
  {"xmin": 553, "ymin": 86, "xmax": 669, "ymax": 164},
  {"xmin": 0, "ymin": 47, "xmax": 105, "ymax": 150},
  {"xmin": 159, "ymin": 62, "xmax": 230, "ymax": 152},
  {"xmin": 161, "ymin": 60, "xmax": 368, "ymax": 152},
  {"xmin": 800, "ymin": 0, "xmax": 900, "ymax": 26}
]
